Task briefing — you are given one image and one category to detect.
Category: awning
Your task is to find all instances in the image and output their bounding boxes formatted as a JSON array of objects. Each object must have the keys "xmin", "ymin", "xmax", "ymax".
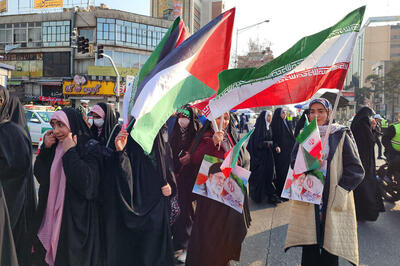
[
  {"xmin": 36, "ymin": 79, "xmax": 63, "ymax": 86},
  {"xmin": 7, "ymin": 80, "xmax": 22, "ymax": 86}
]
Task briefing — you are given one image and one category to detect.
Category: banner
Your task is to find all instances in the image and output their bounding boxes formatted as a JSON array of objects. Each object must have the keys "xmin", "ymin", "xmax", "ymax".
[
  {"xmin": 88, "ymin": 66, "xmax": 139, "ymax": 78},
  {"xmin": 34, "ymin": 0, "xmax": 63, "ymax": 9},
  {"xmin": 193, "ymin": 155, "xmax": 250, "ymax": 213},
  {"xmin": 0, "ymin": 0, "xmax": 7, "ymax": 14}
]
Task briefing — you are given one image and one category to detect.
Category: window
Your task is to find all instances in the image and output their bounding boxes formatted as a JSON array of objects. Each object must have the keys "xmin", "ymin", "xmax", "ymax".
[
  {"xmin": 79, "ymin": 28, "xmax": 94, "ymax": 42},
  {"xmin": 42, "ymin": 20, "xmax": 70, "ymax": 47},
  {"xmin": 391, "ymin": 44, "xmax": 400, "ymax": 48},
  {"xmin": 95, "ymin": 50, "xmax": 149, "ymax": 69},
  {"xmin": 43, "ymin": 52, "xmax": 71, "ymax": 77},
  {"xmin": 97, "ymin": 18, "xmax": 167, "ymax": 50},
  {"xmin": 392, "ymin": 35, "xmax": 400, "ymax": 40}
]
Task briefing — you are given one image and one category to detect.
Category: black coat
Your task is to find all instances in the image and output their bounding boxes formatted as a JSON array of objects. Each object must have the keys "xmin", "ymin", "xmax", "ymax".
[
  {"xmin": 0, "ymin": 87, "xmax": 36, "ymax": 266},
  {"xmin": 271, "ymin": 108, "xmax": 295, "ymax": 195},
  {"xmin": 247, "ymin": 111, "xmax": 277, "ymax": 202},
  {"xmin": 0, "ymin": 182, "xmax": 18, "ymax": 266},
  {"xmin": 351, "ymin": 107, "xmax": 385, "ymax": 221},
  {"xmin": 103, "ymin": 125, "xmax": 175, "ymax": 266},
  {"xmin": 33, "ymin": 108, "xmax": 103, "ymax": 266}
]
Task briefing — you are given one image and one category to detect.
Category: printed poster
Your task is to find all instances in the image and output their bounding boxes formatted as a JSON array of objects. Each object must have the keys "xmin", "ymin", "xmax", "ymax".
[
  {"xmin": 193, "ymin": 155, "xmax": 250, "ymax": 213},
  {"xmin": 281, "ymin": 168, "xmax": 324, "ymax": 205}
]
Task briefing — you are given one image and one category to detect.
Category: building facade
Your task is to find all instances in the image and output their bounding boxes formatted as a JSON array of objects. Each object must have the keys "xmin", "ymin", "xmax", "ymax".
[
  {"xmin": 345, "ymin": 16, "xmax": 400, "ymax": 89},
  {"xmin": 0, "ymin": 5, "xmax": 171, "ymax": 107},
  {"xmin": 150, "ymin": 0, "xmax": 223, "ymax": 33}
]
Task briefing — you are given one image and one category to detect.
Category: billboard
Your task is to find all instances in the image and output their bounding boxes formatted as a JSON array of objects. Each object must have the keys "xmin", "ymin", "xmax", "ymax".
[
  {"xmin": 0, "ymin": 0, "xmax": 7, "ymax": 13},
  {"xmin": 34, "ymin": 0, "xmax": 63, "ymax": 9},
  {"xmin": 63, "ymin": 77, "xmax": 128, "ymax": 96},
  {"xmin": 88, "ymin": 66, "xmax": 139, "ymax": 78}
]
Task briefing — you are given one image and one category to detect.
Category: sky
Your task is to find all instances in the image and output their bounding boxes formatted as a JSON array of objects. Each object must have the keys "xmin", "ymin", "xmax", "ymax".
[{"xmin": 6, "ymin": 0, "xmax": 400, "ymax": 58}]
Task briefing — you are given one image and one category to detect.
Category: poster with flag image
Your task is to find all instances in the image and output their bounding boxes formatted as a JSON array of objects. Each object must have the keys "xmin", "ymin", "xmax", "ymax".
[
  {"xmin": 193, "ymin": 155, "xmax": 250, "ymax": 213},
  {"xmin": 281, "ymin": 117, "xmax": 325, "ymax": 204}
]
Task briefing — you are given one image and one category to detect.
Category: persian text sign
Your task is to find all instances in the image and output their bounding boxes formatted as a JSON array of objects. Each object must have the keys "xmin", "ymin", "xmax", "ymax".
[
  {"xmin": 63, "ymin": 80, "xmax": 127, "ymax": 96},
  {"xmin": 34, "ymin": 0, "xmax": 63, "ymax": 9}
]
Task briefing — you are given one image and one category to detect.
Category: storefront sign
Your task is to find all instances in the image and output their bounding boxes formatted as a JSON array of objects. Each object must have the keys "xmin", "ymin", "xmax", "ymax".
[
  {"xmin": 34, "ymin": 0, "xmax": 63, "ymax": 9},
  {"xmin": 63, "ymin": 79, "xmax": 127, "ymax": 96},
  {"xmin": 88, "ymin": 66, "xmax": 139, "ymax": 78}
]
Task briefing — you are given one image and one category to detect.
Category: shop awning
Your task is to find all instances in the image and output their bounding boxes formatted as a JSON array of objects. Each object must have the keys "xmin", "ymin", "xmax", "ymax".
[{"xmin": 36, "ymin": 79, "xmax": 63, "ymax": 86}]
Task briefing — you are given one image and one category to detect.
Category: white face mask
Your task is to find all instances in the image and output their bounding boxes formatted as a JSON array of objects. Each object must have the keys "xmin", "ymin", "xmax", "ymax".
[
  {"xmin": 178, "ymin": 117, "xmax": 190, "ymax": 128},
  {"xmin": 93, "ymin": 118, "xmax": 104, "ymax": 128}
]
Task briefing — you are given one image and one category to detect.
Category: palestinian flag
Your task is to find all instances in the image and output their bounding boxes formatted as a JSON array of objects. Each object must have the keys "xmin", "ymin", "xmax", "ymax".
[
  {"xmin": 220, "ymin": 129, "xmax": 254, "ymax": 177},
  {"xmin": 122, "ymin": 17, "xmax": 189, "ymax": 127},
  {"xmin": 127, "ymin": 8, "xmax": 235, "ymax": 153},
  {"xmin": 296, "ymin": 117, "xmax": 322, "ymax": 159},
  {"xmin": 203, "ymin": 6, "xmax": 365, "ymax": 120}
]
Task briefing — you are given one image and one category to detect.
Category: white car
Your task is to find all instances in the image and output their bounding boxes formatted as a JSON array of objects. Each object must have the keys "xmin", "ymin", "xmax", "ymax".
[{"xmin": 25, "ymin": 108, "xmax": 54, "ymax": 145}]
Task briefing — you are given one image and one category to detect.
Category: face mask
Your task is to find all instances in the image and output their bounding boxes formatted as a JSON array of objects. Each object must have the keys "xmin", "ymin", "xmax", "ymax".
[
  {"xmin": 178, "ymin": 117, "xmax": 190, "ymax": 128},
  {"xmin": 93, "ymin": 118, "xmax": 104, "ymax": 128}
]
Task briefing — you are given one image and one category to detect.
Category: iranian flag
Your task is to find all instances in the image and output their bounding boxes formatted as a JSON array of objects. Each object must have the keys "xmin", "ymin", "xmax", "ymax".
[
  {"xmin": 296, "ymin": 117, "xmax": 322, "ymax": 159},
  {"xmin": 125, "ymin": 9, "xmax": 235, "ymax": 153},
  {"xmin": 293, "ymin": 118, "xmax": 322, "ymax": 175},
  {"xmin": 220, "ymin": 129, "xmax": 254, "ymax": 177},
  {"xmin": 204, "ymin": 6, "xmax": 365, "ymax": 120}
]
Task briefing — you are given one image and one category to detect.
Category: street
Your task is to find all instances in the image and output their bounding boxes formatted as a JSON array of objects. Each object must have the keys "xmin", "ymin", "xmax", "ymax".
[
  {"xmin": 233, "ymin": 157, "xmax": 400, "ymax": 266},
  {"xmin": 32, "ymin": 146, "xmax": 400, "ymax": 266}
]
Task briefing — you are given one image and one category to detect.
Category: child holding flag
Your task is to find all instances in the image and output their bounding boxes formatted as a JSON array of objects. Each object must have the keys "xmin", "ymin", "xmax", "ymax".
[{"xmin": 285, "ymin": 98, "xmax": 364, "ymax": 266}]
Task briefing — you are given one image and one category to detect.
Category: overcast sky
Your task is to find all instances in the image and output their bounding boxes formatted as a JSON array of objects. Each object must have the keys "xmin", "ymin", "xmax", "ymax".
[{"xmin": 7, "ymin": 0, "xmax": 400, "ymax": 58}]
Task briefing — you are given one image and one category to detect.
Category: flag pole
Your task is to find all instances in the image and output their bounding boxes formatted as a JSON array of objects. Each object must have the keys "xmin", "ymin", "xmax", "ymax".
[{"xmin": 322, "ymin": 90, "xmax": 342, "ymax": 150}]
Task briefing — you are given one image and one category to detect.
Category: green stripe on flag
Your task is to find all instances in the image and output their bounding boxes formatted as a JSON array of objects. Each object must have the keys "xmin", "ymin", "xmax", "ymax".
[
  {"xmin": 230, "ymin": 129, "xmax": 254, "ymax": 169},
  {"xmin": 296, "ymin": 118, "xmax": 317, "ymax": 144},
  {"xmin": 303, "ymin": 146, "xmax": 320, "ymax": 171},
  {"xmin": 132, "ymin": 75, "xmax": 215, "ymax": 154}
]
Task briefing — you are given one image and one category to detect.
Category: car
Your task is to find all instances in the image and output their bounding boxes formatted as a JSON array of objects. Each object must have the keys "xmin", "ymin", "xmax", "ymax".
[{"xmin": 24, "ymin": 105, "xmax": 54, "ymax": 145}]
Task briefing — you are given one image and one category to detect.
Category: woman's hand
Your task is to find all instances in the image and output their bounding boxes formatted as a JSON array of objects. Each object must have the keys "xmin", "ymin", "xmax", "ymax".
[
  {"xmin": 275, "ymin": 147, "xmax": 281, "ymax": 154},
  {"xmin": 212, "ymin": 131, "xmax": 224, "ymax": 147},
  {"xmin": 179, "ymin": 152, "xmax": 191, "ymax": 166},
  {"xmin": 115, "ymin": 130, "xmax": 129, "ymax": 151},
  {"xmin": 44, "ymin": 130, "xmax": 56, "ymax": 148},
  {"xmin": 161, "ymin": 184, "xmax": 172, "ymax": 197},
  {"xmin": 62, "ymin": 133, "xmax": 77, "ymax": 152}
]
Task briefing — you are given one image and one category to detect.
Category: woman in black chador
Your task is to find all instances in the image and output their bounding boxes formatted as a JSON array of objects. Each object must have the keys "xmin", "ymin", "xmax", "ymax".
[
  {"xmin": 271, "ymin": 108, "xmax": 295, "ymax": 197},
  {"xmin": 351, "ymin": 106, "xmax": 385, "ymax": 221},
  {"xmin": 169, "ymin": 107, "xmax": 200, "ymax": 260},
  {"xmin": 0, "ymin": 86, "xmax": 36, "ymax": 266},
  {"xmin": 89, "ymin": 102, "xmax": 121, "ymax": 150},
  {"xmin": 32, "ymin": 108, "xmax": 103, "ymax": 266},
  {"xmin": 106, "ymin": 124, "xmax": 176, "ymax": 266},
  {"xmin": 247, "ymin": 110, "xmax": 281, "ymax": 205}
]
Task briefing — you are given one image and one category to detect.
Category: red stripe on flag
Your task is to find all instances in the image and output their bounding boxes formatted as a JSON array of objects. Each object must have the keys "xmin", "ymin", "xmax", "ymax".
[
  {"xmin": 234, "ymin": 64, "xmax": 347, "ymax": 109},
  {"xmin": 176, "ymin": 20, "xmax": 190, "ymax": 48},
  {"xmin": 186, "ymin": 8, "xmax": 235, "ymax": 91},
  {"xmin": 309, "ymin": 140, "xmax": 322, "ymax": 159}
]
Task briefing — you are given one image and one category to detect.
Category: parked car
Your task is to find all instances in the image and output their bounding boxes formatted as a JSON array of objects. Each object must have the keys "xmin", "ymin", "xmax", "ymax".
[{"xmin": 24, "ymin": 105, "xmax": 54, "ymax": 145}]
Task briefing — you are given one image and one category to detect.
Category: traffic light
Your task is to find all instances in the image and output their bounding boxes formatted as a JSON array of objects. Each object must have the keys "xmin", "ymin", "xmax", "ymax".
[
  {"xmin": 97, "ymin": 45, "xmax": 104, "ymax": 59},
  {"xmin": 77, "ymin": 36, "xmax": 89, "ymax": 54},
  {"xmin": 77, "ymin": 36, "xmax": 85, "ymax": 53}
]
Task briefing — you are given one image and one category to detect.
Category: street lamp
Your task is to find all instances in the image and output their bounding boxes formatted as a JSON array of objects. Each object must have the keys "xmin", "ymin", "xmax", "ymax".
[{"xmin": 235, "ymin": 19, "xmax": 270, "ymax": 67}]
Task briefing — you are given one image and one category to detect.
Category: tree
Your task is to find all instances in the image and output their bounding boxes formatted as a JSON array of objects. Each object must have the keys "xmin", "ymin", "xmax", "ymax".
[{"xmin": 384, "ymin": 60, "xmax": 400, "ymax": 121}]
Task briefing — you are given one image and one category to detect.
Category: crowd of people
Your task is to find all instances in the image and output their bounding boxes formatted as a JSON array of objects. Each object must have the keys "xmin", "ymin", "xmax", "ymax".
[{"xmin": 1, "ymin": 81, "xmax": 400, "ymax": 266}]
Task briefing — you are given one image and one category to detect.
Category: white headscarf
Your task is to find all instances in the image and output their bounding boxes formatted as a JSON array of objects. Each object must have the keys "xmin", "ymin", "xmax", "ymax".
[{"xmin": 265, "ymin": 110, "xmax": 272, "ymax": 130}]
